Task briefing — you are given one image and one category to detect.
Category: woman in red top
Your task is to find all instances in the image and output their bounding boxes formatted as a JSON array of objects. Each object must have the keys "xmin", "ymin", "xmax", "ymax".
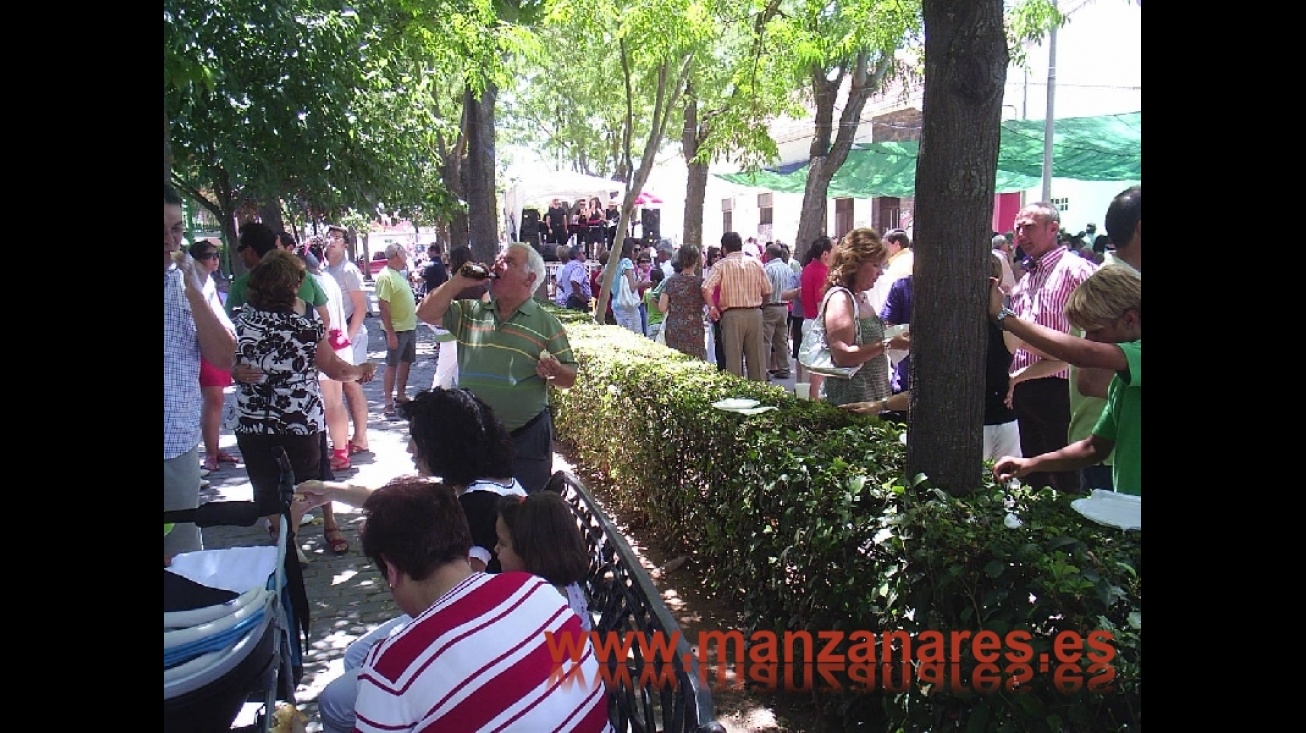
[{"xmin": 798, "ymin": 235, "xmax": 835, "ymax": 392}]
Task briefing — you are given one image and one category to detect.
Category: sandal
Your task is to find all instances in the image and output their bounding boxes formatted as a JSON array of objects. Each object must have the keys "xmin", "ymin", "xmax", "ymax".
[
  {"xmin": 203, "ymin": 456, "xmax": 221, "ymax": 472},
  {"xmin": 216, "ymin": 450, "xmax": 241, "ymax": 464},
  {"xmin": 324, "ymin": 525, "xmax": 349, "ymax": 555},
  {"xmin": 383, "ymin": 405, "xmax": 396, "ymax": 418},
  {"xmin": 330, "ymin": 449, "xmax": 351, "ymax": 472},
  {"xmin": 394, "ymin": 395, "xmax": 412, "ymax": 405},
  {"xmin": 347, "ymin": 441, "xmax": 371, "ymax": 456}
]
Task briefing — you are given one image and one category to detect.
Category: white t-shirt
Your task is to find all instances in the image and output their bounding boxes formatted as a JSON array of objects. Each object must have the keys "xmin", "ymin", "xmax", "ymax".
[{"xmin": 311, "ymin": 271, "xmax": 350, "ymax": 361}]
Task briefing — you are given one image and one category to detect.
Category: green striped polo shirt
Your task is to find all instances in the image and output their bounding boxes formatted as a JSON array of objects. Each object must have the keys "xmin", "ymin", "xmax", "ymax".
[{"xmin": 442, "ymin": 297, "xmax": 576, "ymax": 431}]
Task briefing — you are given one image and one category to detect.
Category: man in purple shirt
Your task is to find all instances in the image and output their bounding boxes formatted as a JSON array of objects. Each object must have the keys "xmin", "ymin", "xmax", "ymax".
[
  {"xmin": 879, "ymin": 275, "xmax": 913, "ymax": 394},
  {"xmin": 555, "ymin": 245, "xmax": 592, "ymax": 311}
]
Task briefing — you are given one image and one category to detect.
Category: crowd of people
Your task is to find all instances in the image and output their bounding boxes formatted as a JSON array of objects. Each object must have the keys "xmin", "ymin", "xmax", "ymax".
[
  {"xmin": 165, "ymin": 178, "xmax": 1141, "ymax": 729},
  {"xmin": 538, "ymin": 185, "xmax": 1142, "ymax": 498},
  {"xmin": 165, "ymin": 182, "xmax": 607, "ymax": 730},
  {"xmin": 833, "ymin": 187, "xmax": 1142, "ymax": 497}
]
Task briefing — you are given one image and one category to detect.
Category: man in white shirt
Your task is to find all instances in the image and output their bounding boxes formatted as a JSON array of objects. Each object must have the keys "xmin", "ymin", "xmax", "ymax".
[
  {"xmin": 866, "ymin": 229, "xmax": 914, "ymax": 314},
  {"xmin": 655, "ymin": 238, "xmax": 676, "ymax": 279},
  {"xmin": 992, "ymin": 234, "xmax": 1017, "ymax": 293}
]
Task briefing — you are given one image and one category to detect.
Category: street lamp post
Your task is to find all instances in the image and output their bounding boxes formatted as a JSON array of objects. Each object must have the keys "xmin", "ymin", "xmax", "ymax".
[{"xmin": 1041, "ymin": 0, "xmax": 1058, "ymax": 202}]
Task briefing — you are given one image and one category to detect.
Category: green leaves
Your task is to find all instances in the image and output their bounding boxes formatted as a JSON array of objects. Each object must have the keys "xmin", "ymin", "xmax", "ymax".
[{"xmin": 550, "ymin": 310, "xmax": 1140, "ymax": 731}]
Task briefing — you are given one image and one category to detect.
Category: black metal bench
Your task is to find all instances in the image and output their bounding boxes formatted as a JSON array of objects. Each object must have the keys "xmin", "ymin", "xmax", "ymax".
[{"xmin": 548, "ymin": 471, "xmax": 726, "ymax": 733}]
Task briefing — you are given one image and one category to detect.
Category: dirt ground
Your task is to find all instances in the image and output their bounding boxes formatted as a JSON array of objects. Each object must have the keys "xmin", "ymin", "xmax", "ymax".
[{"xmin": 555, "ymin": 444, "xmax": 824, "ymax": 733}]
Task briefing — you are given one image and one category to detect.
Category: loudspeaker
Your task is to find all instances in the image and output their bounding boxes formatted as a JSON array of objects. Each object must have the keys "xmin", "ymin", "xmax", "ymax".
[
  {"xmin": 542, "ymin": 243, "xmax": 560, "ymax": 262},
  {"xmin": 641, "ymin": 209, "xmax": 660, "ymax": 244},
  {"xmin": 521, "ymin": 219, "xmax": 540, "ymax": 244},
  {"xmin": 522, "ymin": 208, "xmax": 541, "ymax": 227}
]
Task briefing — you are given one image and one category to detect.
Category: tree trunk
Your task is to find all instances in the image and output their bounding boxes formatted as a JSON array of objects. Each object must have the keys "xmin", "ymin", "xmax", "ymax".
[
  {"xmin": 464, "ymin": 83, "xmax": 499, "ymax": 265},
  {"xmin": 908, "ymin": 0, "xmax": 1009, "ymax": 495},
  {"xmin": 794, "ymin": 54, "xmax": 886, "ymax": 261},
  {"xmin": 793, "ymin": 72, "xmax": 837, "ymax": 258},
  {"xmin": 595, "ymin": 54, "xmax": 692, "ymax": 323},
  {"xmin": 360, "ymin": 232, "xmax": 373, "ymax": 282},
  {"xmin": 682, "ymin": 93, "xmax": 707, "ymax": 248},
  {"xmin": 258, "ymin": 202, "xmax": 285, "ymax": 237},
  {"xmin": 794, "ymin": 156, "xmax": 831, "ymax": 256},
  {"xmin": 164, "ymin": 110, "xmax": 172, "ymax": 184}
]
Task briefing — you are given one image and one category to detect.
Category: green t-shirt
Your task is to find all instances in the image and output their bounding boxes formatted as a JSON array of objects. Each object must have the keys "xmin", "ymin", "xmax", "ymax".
[
  {"xmin": 1067, "ymin": 329, "xmax": 1113, "ymax": 467},
  {"xmin": 645, "ymin": 290, "xmax": 665, "ymax": 326},
  {"xmin": 374, "ymin": 267, "xmax": 418, "ymax": 332},
  {"xmin": 1092, "ymin": 339, "xmax": 1141, "ymax": 496},
  {"xmin": 225, "ymin": 272, "xmax": 326, "ymax": 316}
]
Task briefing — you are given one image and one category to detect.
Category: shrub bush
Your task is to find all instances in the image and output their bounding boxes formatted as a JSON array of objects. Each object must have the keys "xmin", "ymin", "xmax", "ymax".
[{"xmin": 550, "ymin": 311, "xmax": 1140, "ymax": 732}]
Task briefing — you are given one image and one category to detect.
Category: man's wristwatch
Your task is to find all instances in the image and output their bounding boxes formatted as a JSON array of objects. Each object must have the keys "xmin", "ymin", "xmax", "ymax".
[{"xmin": 995, "ymin": 306, "xmax": 1017, "ymax": 330}]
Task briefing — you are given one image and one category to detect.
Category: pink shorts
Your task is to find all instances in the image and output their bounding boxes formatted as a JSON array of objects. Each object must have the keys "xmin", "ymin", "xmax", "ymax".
[{"xmin": 199, "ymin": 357, "xmax": 232, "ymax": 388}]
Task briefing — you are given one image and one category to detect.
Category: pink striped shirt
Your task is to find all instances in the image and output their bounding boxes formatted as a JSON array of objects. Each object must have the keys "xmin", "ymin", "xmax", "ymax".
[
  {"xmin": 354, "ymin": 572, "xmax": 610, "ymax": 733},
  {"xmin": 702, "ymin": 252, "xmax": 771, "ymax": 309},
  {"xmin": 1010, "ymin": 246, "xmax": 1097, "ymax": 377}
]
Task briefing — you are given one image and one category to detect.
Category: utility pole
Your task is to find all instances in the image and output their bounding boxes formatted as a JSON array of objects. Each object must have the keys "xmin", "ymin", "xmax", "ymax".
[{"xmin": 1041, "ymin": 0, "xmax": 1058, "ymax": 202}]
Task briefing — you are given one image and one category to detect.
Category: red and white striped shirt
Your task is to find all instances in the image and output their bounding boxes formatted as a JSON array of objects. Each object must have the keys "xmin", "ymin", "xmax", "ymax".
[
  {"xmin": 1010, "ymin": 246, "xmax": 1097, "ymax": 378},
  {"xmin": 353, "ymin": 572, "xmax": 611, "ymax": 733}
]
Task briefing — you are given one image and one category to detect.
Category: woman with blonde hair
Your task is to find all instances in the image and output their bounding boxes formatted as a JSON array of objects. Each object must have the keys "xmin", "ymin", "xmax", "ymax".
[{"xmin": 819, "ymin": 227, "xmax": 904, "ymax": 406}]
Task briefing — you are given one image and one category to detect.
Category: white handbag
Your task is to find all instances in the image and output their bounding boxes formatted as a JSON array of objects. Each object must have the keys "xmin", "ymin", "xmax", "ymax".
[
  {"xmin": 615, "ymin": 269, "xmax": 640, "ymax": 309},
  {"xmin": 797, "ymin": 287, "xmax": 863, "ymax": 379}
]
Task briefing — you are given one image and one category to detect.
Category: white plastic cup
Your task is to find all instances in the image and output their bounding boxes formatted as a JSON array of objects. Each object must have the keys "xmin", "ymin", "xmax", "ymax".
[{"xmin": 794, "ymin": 382, "xmax": 811, "ymax": 400}]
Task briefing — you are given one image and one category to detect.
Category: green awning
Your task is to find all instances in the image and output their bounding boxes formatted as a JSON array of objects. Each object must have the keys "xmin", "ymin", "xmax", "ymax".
[
  {"xmin": 717, "ymin": 111, "xmax": 1140, "ymax": 198},
  {"xmin": 716, "ymin": 168, "xmax": 808, "ymax": 194},
  {"xmin": 995, "ymin": 112, "xmax": 1141, "ymax": 181}
]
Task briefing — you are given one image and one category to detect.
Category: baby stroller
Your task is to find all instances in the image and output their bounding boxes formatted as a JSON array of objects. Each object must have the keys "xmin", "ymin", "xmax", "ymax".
[{"xmin": 164, "ymin": 447, "xmax": 309, "ymax": 733}]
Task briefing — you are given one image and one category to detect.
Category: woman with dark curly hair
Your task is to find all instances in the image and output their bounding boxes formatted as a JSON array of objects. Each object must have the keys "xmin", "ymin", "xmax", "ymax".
[
  {"xmin": 230, "ymin": 248, "xmax": 376, "ymax": 553},
  {"xmin": 297, "ymin": 387, "xmax": 523, "ymax": 570},
  {"xmin": 819, "ymin": 227, "xmax": 907, "ymax": 406},
  {"xmin": 293, "ymin": 387, "xmax": 532, "ymax": 733}
]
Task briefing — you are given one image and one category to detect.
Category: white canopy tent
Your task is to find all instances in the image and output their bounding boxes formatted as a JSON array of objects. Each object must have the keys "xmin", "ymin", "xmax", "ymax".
[{"xmin": 502, "ymin": 170, "xmax": 623, "ymax": 241}]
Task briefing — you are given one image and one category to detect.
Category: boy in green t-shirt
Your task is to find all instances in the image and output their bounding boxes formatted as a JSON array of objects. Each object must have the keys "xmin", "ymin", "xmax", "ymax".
[{"xmin": 988, "ymin": 265, "xmax": 1142, "ymax": 496}]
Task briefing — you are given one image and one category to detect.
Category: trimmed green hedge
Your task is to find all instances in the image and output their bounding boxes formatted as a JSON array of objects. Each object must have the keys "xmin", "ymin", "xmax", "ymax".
[{"xmin": 550, "ymin": 311, "xmax": 1140, "ymax": 732}]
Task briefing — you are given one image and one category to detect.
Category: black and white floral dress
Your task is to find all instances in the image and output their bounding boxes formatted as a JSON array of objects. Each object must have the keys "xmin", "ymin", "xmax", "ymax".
[
  {"xmin": 233, "ymin": 306, "xmax": 326, "ymax": 435},
  {"xmin": 233, "ymin": 304, "xmax": 327, "ymax": 514}
]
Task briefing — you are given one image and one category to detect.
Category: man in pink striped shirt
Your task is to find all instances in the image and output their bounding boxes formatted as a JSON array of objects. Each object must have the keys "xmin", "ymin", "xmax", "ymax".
[
  {"xmin": 1005, "ymin": 203, "xmax": 1097, "ymax": 493},
  {"xmin": 703, "ymin": 232, "xmax": 772, "ymax": 381}
]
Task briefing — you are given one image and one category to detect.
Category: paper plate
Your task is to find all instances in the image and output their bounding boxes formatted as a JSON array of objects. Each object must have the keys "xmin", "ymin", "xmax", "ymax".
[
  {"xmin": 1071, "ymin": 490, "xmax": 1141, "ymax": 531},
  {"xmin": 712, "ymin": 398, "xmax": 760, "ymax": 410},
  {"xmin": 723, "ymin": 406, "xmax": 778, "ymax": 416}
]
